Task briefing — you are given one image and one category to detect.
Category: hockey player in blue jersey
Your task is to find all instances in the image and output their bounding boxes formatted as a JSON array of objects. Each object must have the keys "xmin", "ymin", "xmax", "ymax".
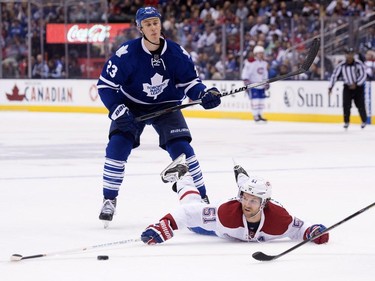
[{"xmin": 96, "ymin": 6, "xmax": 221, "ymax": 228}]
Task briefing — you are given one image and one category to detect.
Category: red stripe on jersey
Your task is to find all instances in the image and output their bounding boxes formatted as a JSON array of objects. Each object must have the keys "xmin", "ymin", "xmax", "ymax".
[{"xmin": 180, "ymin": 190, "xmax": 201, "ymax": 201}]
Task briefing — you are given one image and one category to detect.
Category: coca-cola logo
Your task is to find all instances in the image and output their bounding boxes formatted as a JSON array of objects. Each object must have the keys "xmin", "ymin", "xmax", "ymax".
[
  {"xmin": 67, "ymin": 24, "xmax": 111, "ymax": 43},
  {"xmin": 47, "ymin": 23, "xmax": 130, "ymax": 44}
]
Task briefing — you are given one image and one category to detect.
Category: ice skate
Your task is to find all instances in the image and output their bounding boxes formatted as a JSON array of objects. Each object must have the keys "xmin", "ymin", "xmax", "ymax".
[
  {"xmin": 233, "ymin": 163, "xmax": 249, "ymax": 182},
  {"xmin": 343, "ymin": 123, "xmax": 349, "ymax": 129},
  {"xmin": 258, "ymin": 115, "xmax": 267, "ymax": 122},
  {"xmin": 361, "ymin": 122, "xmax": 366, "ymax": 129},
  {"xmin": 99, "ymin": 198, "xmax": 117, "ymax": 229},
  {"xmin": 201, "ymin": 195, "xmax": 210, "ymax": 204},
  {"xmin": 160, "ymin": 153, "xmax": 188, "ymax": 183}
]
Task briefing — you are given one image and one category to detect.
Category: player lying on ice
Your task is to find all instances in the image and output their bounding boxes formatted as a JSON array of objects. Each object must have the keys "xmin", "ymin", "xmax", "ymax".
[{"xmin": 141, "ymin": 154, "xmax": 330, "ymax": 244}]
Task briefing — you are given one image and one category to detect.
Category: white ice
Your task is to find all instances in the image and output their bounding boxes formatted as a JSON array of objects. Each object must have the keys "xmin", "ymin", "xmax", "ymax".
[{"xmin": 0, "ymin": 111, "xmax": 374, "ymax": 281}]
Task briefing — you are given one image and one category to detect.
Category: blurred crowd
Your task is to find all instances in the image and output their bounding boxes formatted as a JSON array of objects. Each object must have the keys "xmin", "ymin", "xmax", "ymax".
[{"xmin": 1, "ymin": 0, "xmax": 375, "ymax": 80}]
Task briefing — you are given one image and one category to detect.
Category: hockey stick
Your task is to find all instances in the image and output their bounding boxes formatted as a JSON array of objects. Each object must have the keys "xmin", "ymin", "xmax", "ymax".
[
  {"xmin": 135, "ymin": 38, "xmax": 320, "ymax": 122},
  {"xmin": 10, "ymin": 238, "xmax": 141, "ymax": 262},
  {"xmin": 252, "ymin": 201, "xmax": 375, "ymax": 262}
]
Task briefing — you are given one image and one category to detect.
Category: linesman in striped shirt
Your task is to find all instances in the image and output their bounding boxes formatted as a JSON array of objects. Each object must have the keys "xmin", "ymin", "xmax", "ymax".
[{"xmin": 328, "ymin": 48, "xmax": 367, "ymax": 129}]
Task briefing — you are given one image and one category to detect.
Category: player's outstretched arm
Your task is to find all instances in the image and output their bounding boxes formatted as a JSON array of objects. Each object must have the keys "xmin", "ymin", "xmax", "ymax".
[{"xmin": 141, "ymin": 214, "xmax": 178, "ymax": 245}]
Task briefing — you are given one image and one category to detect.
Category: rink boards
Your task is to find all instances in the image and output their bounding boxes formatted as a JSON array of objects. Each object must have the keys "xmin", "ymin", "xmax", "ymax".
[{"xmin": 0, "ymin": 79, "xmax": 372, "ymax": 124}]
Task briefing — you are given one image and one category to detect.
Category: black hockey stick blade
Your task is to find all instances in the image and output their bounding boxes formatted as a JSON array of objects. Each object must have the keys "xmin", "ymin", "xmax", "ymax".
[
  {"xmin": 136, "ymin": 38, "xmax": 320, "ymax": 122},
  {"xmin": 252, "ymin": 251, "xmax": 277, "ymax": 261},
  {"xmin": 10, "ymin": 253, "xmax": 45, "ymax": 261},
  {"xmin": 299, "ymin": 37, "xmax": 320, "ymax": 72},
  {"xmin": 252, "ymin": 201, "xmax": 375, "ymax": 262}
]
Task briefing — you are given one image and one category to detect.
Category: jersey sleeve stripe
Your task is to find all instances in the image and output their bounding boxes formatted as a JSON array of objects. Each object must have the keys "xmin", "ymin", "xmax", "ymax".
[{"xmin": 98, "ymin": 75, "xmax": 120, "ymax": 88}]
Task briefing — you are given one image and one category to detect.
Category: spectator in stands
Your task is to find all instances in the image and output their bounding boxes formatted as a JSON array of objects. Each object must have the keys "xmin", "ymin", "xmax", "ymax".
[
  {"xmin": 236, "ymin": 0, "xmax": 249, "ymax": 21},
  {"xmin": 200, "ymin": 2, "xmax": 219, "ymax": 22},
  {"xmin": 48, "ymin": 55, "xmax": 64, "ymax": 78},
  {"xmin": 197, "ymin": 23, "xmax": 217, "ymax": 53},
  {"xmin": 277, "ymin": 1, "xmax": 293, "ymax": 19},
  {"xmin": 8, "ymin": 19, "xmax": 25, "ymax": 38},
  {"xmin": 68, "ymin": 57, "xmax": 82, "ymax": 78},
  {"xmin": 32, "ymin": 54, "xmax": 49, "ymax": 79},
  {"xmin": 249, "ymin": 15, "xmax": 269, "ymax": 36}
]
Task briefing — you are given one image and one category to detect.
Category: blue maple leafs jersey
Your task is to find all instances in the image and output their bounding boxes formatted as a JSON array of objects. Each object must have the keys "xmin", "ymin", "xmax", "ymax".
[{"xmin": 97, "ymin": 37, "xmax": 206, "ymax": 115}]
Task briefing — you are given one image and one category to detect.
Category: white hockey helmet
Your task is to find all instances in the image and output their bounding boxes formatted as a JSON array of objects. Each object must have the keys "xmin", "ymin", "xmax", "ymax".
[
  {"xmin": 253, "ymin": 45, "xmax": 265, "ymax": 54},
  {"xmin": 234, "ymin": 165, "xmax": 272, "ymax": 208}
]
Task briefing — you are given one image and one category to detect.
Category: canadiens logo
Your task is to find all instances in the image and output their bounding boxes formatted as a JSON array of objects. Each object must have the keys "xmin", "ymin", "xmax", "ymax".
[
  {"xmin": 142, "ymin": 73, "xmax": 169, "ymax": 100},
  {"xmin": 293, "ymin": 217, "xmax": 304, "ymax": 228}
]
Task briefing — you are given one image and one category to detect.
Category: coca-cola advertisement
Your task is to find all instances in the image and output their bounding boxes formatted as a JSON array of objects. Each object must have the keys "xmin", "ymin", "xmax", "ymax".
[{"xmin": 46, "ymin": 23, "xmax": 131, "ymax": 44}]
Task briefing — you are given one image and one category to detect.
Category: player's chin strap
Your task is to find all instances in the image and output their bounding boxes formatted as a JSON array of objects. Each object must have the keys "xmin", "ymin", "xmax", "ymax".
[
  {"xmin": 140, "ymin": 27, "xmax": 161, "ymax": 46},
  {"xmin": 143, "ymin": 34, "xmax": 160, "ymax": 46},
  {"xmin": 248, "ymin": 199, "xmax": 269, "ymax": 219}
]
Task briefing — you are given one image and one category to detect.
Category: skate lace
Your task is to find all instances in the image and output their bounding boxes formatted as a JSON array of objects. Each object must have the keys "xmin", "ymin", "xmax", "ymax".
[{"xmin": 101, "ymin": 200, "xmax": 115, "ymax": 214}]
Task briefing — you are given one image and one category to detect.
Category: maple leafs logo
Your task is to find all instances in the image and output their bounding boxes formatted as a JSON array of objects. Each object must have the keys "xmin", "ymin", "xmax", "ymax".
[
  {"xmin": 116, "ymin": 45, "xmax": 128, "ymax": 57},
  {"xmin": 142, "ymin": 73, "xmax": 169, "ymax": 100},
  {"xmin": 6, "ymin": 85, "xmax": 25, "ymax": 101}
]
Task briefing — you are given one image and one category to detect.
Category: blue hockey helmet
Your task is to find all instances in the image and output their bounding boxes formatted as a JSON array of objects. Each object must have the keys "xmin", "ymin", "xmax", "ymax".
[{"xmin": 136, "ymin": 7, "xmax": 162, "ymax": 27}]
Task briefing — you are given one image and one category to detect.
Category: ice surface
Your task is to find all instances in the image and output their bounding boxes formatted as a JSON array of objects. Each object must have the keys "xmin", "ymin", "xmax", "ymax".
[{"xmin": 0, "ymin": 112, "xmax": 374, "ymax": 281}]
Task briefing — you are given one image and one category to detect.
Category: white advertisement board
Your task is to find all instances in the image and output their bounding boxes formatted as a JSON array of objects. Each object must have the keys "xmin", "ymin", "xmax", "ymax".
[
  {"xmin": 0, "ymin": 79, "xmax": 102, "ymax": 110},
  {"xmin": 0, "ymin": 79, "xmax": 373, "ymax": 124}
]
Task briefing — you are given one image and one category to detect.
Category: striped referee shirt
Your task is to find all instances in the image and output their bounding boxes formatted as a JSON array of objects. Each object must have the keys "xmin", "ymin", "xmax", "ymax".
[{"xmin": 328, "ymin": 58, "xmax": 367, "ymax": 89}]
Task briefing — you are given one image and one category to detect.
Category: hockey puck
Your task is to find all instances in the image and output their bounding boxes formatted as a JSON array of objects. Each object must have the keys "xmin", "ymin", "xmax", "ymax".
[{"xmin": 97, "ymin": 255, "xmax": 109, "ymax": 260}]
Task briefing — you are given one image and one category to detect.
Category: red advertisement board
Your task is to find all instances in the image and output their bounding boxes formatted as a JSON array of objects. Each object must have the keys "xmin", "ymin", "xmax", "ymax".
[{"xmin": 46, "ymin": 23, "xmax": 131, "ymax": 44}]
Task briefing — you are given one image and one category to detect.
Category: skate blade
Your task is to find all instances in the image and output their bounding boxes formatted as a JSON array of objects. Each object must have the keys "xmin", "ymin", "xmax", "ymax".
[
  {"xmin": 160, "ymin": 153, "xmax": 186, "ymax": 178},
  {"xmin": 103, "ymin": 221, "xmax": 110, "ymax": 229}
]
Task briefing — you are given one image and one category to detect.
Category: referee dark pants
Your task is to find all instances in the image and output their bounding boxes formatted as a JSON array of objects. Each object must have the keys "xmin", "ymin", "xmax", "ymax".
[{"xmin": 342, "ymin": 85, "xmax": 367, "ymax": 124}]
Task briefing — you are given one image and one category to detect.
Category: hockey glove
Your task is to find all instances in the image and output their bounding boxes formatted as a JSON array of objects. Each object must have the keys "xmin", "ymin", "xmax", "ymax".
[
  {"xmin": 141, "ymin": 218, "xmax": 174, "ymax": 245},
  {"xmin": 109, "ymin": 104, "xmax": 138, "ymax": 132},
  {"xmin": 304, "ymin": 224, "xmax": 329, "ymax": 244},
  {"xmin": 200, "ymin": 87, "xmax": 221, "ymax": 109}
]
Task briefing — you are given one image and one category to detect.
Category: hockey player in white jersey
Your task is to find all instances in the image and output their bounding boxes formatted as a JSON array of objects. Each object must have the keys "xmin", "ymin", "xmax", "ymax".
[
  {"xmin": 141, "ymin": 155, "xmax": 329, "ymax": 244},
  {"xmin": 241, "ymin": 45, "xmax": 269, "ymax": 122},
  {"xmin": 96, "ymin": 7, "xmax": 221, "ymax": 227}
]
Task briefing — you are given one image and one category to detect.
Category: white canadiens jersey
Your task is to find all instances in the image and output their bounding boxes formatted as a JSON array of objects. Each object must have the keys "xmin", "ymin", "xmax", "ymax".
[
  {"xmin": 241, "ymin": 59, "xmax": 268, "ymax": 89},
  {"xmin": 171, "ymin": 199, "xmax": 309, "ymax": 242}
]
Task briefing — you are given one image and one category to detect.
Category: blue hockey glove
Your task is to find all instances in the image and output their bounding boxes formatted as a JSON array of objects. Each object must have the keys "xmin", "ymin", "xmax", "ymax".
[
  {"xmin": 200, "ymin": 87, "xmax": 221, "ymax": 109},
  {"xmin": 141, "ymin": 218, "xmax": 174, "ymax": 245},
  {"xmin": 304, "ymin": 224, "xmax": 329, "ymax": 244},
  {"xmin": 109, "ymin": 104, "xmax": 138, "ymax": 132}
]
